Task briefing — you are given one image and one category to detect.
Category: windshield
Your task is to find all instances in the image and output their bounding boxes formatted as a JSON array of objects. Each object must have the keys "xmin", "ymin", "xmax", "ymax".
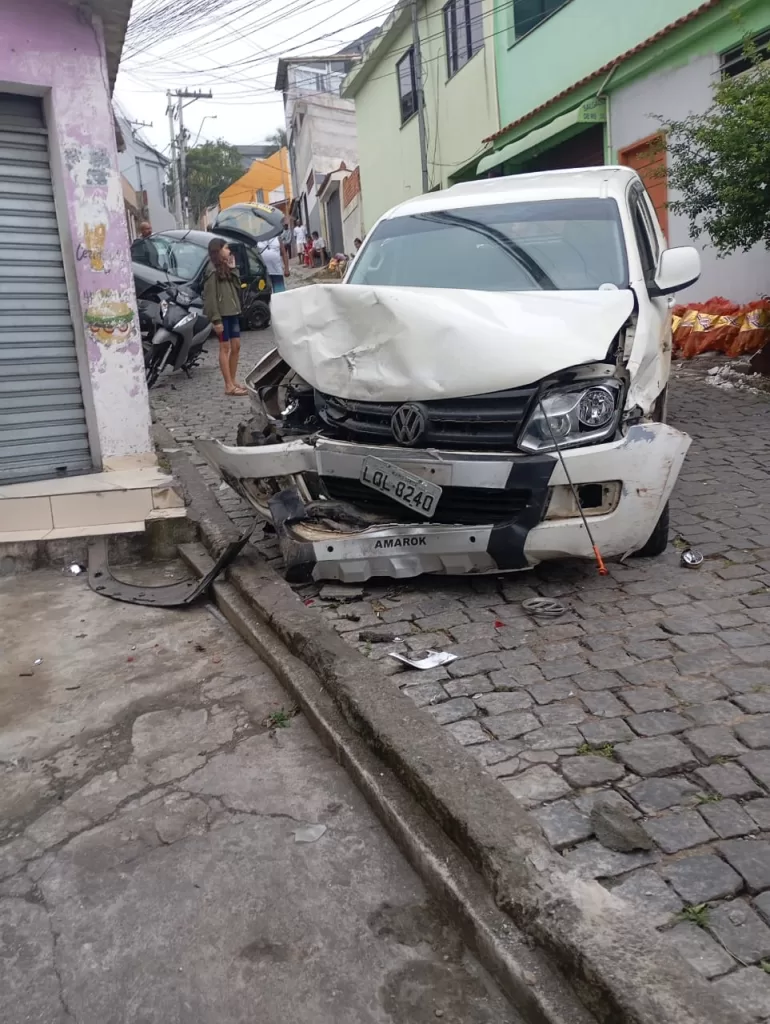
[
  {"xmin": 347, "ymin": 198, "xmax": 629, "ymax": 292},
  {"xmin": 133, "ymin": 237, "xmax": 209, "ymax": 280}
]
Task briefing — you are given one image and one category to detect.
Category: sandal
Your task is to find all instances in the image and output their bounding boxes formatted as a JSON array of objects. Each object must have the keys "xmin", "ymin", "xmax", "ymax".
[{"xmin": 225, "ymin": 386, "xmax": 248, "ymax": 396}]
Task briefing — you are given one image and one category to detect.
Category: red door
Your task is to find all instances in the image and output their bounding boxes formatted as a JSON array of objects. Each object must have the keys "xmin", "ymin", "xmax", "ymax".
[{"xmin": 619, "ymin": 133, "xmax": 668, "ymax": 240}]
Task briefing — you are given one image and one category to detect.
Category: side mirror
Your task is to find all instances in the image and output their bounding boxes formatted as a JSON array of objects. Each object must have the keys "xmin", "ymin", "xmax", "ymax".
[{"xmin": 650, "ymin": 246, "xmax": 701, "ymax": 297}]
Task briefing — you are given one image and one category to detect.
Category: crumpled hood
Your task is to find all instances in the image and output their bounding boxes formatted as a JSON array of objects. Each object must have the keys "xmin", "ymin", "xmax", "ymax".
[{"xmin": 271, "ymin": 284, "xmax": 634, "ymax": 401}]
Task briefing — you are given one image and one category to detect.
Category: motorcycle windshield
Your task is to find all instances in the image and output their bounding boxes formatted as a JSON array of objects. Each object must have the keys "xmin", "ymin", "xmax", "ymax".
[{"xmin": 213, "ymin": 203, "xmax": 284, "ymax": 245}]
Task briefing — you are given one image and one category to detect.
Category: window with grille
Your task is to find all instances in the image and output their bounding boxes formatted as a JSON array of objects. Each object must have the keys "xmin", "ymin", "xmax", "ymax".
[
  {"xmin": 443, "ymin": 0, "xmax": 484, "ymax": 77},
  {"xmin": 396, "ymin": 48, "xmax": 417, "ymax": 123},
  {"xmin": 720, "ymin": 29, "xmax": 770, "ymax": 78},
  {"xmin": 512, "ymin": 0, "xmax": 568, "ymax": 40}
]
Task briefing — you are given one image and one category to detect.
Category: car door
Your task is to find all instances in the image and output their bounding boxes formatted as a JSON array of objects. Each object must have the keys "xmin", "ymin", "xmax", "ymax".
[{"xmin": 626, "ymin": 181, "xmax": 671, "ymax": 410}]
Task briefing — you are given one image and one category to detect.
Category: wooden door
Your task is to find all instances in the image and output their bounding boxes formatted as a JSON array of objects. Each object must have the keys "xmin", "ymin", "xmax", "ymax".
[{"xmin": 619, "ymin": 132, "xmax": 668, "ymax": 240}]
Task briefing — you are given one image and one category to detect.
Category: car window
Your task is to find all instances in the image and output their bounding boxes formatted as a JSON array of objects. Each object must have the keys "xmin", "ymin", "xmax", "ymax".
[
  {"xmin": 347, "ymin": 198, "xmax": 629, "ymax": 292},
  {"xmin": 244, "ymin": 245, "xmax": 266, "ymax": 281},
  {"xmin": 161, "ymin": 239, "xmax": 209, "ymax": 279},
  {"xmin": 628, "ymin": 191, "xmax": 656, "ymax": 281}
]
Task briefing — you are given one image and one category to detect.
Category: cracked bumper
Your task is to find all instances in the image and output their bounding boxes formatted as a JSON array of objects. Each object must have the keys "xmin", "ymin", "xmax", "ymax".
[{"xmin": 196, "ymin": 423, "xmax": 690, "ymax": 582}]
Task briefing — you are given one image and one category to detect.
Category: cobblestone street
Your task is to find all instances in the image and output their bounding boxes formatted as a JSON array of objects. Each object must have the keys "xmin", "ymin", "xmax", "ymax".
[{"xmin": 152, "ymin": 339, "xmax": 770, "ymax": 1019}]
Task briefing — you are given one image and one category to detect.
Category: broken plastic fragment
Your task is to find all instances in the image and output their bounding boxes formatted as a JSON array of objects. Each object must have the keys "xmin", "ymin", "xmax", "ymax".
[
  {"xmin": 294, "ymin": 823, "xmax": 327, "ymax": 843},
  {"xmin": 33, "ymin": 658, "xmax": 43, "ymax": 665},
  {"xmin": 68, "ymin": 563, "xmax": 85, "ymax": 575},
  {"xmin": 389, "ymin": 650, "xmax": 458, "ymax": 670},
  {"xmin": 522, "ymin": 597, "xmax": 567, "ymax": 618},
  {"xmin": 681, "ymin": 549, "xmax": 704, "ymax": 568}
]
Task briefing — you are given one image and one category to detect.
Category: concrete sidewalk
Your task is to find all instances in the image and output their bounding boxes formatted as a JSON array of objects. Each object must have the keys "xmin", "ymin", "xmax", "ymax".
[{"xmin": 0, "ymin": 567, "xmax": 521, "ymax": 1024}]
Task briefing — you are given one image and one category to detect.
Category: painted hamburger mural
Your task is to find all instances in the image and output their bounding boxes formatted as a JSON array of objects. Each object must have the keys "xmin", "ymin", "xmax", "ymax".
[{"xmin": 85, "ymin": 289, "xmax": 135, "ymax": 345}]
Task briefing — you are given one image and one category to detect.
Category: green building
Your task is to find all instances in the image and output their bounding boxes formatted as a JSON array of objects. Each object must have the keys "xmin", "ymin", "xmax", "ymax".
[
  {"xmin": 346, "ymin": 0, "xmax": 768, "ymax": 301},
  {"xmin": 342, "ymin": 0, "xmax": 500, "ymax": 228}
]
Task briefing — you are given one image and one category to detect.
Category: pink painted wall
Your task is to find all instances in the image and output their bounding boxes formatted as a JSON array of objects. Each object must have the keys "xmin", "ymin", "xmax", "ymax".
[{"xmin": 0, "ymin": 0, "xmax": 152, "ymax": 464}]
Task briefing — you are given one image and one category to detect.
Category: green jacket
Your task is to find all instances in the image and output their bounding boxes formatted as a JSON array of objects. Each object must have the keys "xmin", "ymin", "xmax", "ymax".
[{"xmin": 202, "ymin": 263, "xmax": 242, "ymax": 323}]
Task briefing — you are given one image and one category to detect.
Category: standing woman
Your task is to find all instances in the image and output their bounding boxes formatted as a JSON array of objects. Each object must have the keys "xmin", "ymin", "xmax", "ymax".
[
  {"xmin": 203, "ymin": 238, "xmax": 247, "ymax": 397},
  {"xmin": 259, "ymin": 234, "xmax": 290, "ymax": 294}
]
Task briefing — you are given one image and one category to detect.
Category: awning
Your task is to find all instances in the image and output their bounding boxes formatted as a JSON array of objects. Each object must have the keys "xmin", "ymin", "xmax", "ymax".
[{"xmin": 477, "ymin": 98, "xmax": 606, "ymax": 176}]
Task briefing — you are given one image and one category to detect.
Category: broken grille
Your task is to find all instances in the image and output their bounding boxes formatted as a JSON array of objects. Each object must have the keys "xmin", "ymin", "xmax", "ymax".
[
  {"xmin": 321, "ymin": 476, "xmax": 532, "ymax": 525},
  {"xmin": 315, "ymin": 386, "xmax": 538, "ymax": 451}
]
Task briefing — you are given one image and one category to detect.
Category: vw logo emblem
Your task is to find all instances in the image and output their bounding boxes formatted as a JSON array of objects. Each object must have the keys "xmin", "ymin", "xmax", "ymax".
[{"xmin": 391, "ymin": 403, "xmax": 427, "ymax": 446}]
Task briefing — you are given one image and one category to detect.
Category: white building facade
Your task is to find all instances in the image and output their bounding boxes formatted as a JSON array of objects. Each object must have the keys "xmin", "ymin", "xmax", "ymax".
[
  {"xmin": 115, "ymin": 106, "xmax": 175, "ymax": 232},
  {"xmin": 275, "ymin": 48, "xmax": 366, "ymax": 237}
]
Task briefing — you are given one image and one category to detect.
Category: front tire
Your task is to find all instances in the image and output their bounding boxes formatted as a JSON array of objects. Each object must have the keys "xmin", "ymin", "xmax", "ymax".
[
  {"xmin": 243, "ymin": 299, "xmax": 271, "ymax": 331},
  {"xmin": 633, "ymin": 501, "xmax": 670, "ymax": 558}
]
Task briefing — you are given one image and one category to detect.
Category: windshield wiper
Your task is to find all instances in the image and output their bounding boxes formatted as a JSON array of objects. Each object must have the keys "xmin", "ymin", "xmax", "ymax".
[{"xmin": 414, "ymin": 210, "xmax": 556, "ymax": 290}]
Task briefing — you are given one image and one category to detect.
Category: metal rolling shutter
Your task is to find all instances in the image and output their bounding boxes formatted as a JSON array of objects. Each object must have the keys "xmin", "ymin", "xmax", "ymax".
[{"xmin": 0, "ymin": 93, "xmax": 92, "ymax": 485}]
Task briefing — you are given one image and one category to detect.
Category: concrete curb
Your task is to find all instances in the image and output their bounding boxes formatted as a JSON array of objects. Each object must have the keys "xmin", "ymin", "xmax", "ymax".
[
  {"xmin": 160, "ymin": 424, "xmax": 740, "ymax": 1024},
  {"xmin": 182, "ymin": 541, "xmax": 595, "ymax": 1024}
]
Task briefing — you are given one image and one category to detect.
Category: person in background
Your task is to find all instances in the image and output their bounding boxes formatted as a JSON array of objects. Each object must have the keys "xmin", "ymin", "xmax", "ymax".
[
  {"xmin": 131, "ymin": 221, "xmax": 158, "ymax": 268},
  {"xmin": 293, "ymin": 221, "xmax": 307, "ymax": 265},
  {"xmin": 312, "ymin": 230, "xmax": 328, "ymax": 266},
  {"xmin": 281, "ymin": 220, "xmax": 293, "ymax": 257},
  {"xmin": 354, "ymin": 237, "xmax": 363, "ymax": 252},
  {"xmin": 259, "ymin": 234, "xmax": 291, "ymax": 293},
  {"xmin": 202, "ymin": 238, "xmax": 247, "ymax": 397}
]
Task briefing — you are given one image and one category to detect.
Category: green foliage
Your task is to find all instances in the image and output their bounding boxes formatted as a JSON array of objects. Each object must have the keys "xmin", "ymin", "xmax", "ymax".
[
  {"xmin": 576, "ymin": 742, "xmax": 615, "ymax": 759},
  {"xmin": 678, "ymin": 903, "xmax": 710, "ymax": 928},
  {"xmin": 663, "ymin": 41, "xmax": 770, "ymax": 256},
  {"xmin": 185, "ymin": 139, "xmax": 244, "ymax": 222},
  {"xmin": 265, "ymin": 126, "xmax": 287, "ymax": 153}
]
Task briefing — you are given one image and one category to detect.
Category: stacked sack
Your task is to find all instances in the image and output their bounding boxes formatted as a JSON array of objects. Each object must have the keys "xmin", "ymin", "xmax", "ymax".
[{"xmin": 672, "ymin": 296, "xmax": 770, "ymax": 359}]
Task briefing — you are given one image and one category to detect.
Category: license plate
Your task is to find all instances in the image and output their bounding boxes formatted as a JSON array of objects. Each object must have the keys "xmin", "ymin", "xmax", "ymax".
[{"xmin": 360, "ymin": 456, "xmax": 442, "ymax": 518}]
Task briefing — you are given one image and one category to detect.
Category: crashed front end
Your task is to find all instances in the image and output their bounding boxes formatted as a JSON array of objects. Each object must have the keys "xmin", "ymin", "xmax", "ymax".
[{"xmin": 197, "ymin": 284, "xmax": 690, "ymax": 583}]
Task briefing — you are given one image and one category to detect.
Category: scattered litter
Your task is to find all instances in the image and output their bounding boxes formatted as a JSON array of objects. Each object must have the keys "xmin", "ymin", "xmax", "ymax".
[
  {"xmin": 522, "ymin": 597, "xmax": 567, "ymax": 618},
  {"xmin": 19, "ymin": 671, "xmax": 34, "ymax": 678},
  {"xmin": 293, "ymin": 823, "xmax": 327, "ymax": 843},
  {"xmin": 681, "ymin": 549, "xmax": 705, "ymax": 568},
  {"xmin": 704, "ymin": 362, "xmax": 762, "ymax": 395},
  {"xmin": 494, "ymin": 620, "xmax": 505, "ymax": 629},
  {"xmin": 303, "ymin": 598, "xmax": 315, "ymax": 606},
  {"xmin": 193, "ymin": 643, "xmax": 206, "ymax": 653},
  {"xmin": 389, "ymin": 650, "xmax": 458, "ymax": 670},
  {"xmin": 65, "ymin": 686, "xmax": 80, "ymax": 691},
  {"xmin": 359, "ymin": 630, "xmax": 402, "ymax": 643},
  {"xmin": 68, "ymin": 563, "xmax": 85, "ymax": 575},
  {"xmin": 211, "ymin": 655, "xmax": 221, "ymax": 664},
  {"xmin": 126, "ymin": 656, "xmax": 135, "ymax": 663},
  {"xmin": 340, "ymin": 613, "xmax": 361, "ymax": 622},
  {"xmin": 75, "ymin": 633, "xmax": 87, "ymax": 639},
  {"xmin": 34, "ymin": 658, "xmax": 43, "ymax": 666}
]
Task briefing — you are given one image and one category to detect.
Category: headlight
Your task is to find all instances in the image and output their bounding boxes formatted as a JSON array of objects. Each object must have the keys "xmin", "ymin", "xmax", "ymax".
[
  {"xmin": 175, "ymin": 312, "xmax": 196, "ymax": 329},
  {"xmin": 519, "ymin": 381, "xmax": 622, "ymax": 453},
  {"xmin": 159, "ymin": 299, "xmax": 169, "ymax": 318}
]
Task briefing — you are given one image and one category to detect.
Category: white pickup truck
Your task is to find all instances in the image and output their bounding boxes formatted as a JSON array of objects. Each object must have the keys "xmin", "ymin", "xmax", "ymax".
[{"xmin": 198, "ymin": 166, "xmax": 701, "ymax": 583}]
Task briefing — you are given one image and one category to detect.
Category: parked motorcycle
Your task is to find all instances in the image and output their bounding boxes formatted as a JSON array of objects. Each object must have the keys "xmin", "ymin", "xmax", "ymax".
[{"xmin": 141, "ymin": 285, "xmax": 213, "ymax": 388}]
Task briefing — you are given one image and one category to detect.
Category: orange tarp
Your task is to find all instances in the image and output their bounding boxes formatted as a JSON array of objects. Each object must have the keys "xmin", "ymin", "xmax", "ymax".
[{"xmin": 220, "ymin": 148, "xmax": 292, "ymax": 210}]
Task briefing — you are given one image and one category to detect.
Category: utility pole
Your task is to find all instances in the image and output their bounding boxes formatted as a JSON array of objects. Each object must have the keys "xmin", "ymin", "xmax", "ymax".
[
  {"xmin": 166, "ymin": 91, "xmax": 182, "ymax": 228},
  {"xmin": 171, "ymin": 89, "xmax": 213, "ymax": 228},
  {"xmin": 410, "ymin": 0, "xmax": 429, "ymax": 195}
]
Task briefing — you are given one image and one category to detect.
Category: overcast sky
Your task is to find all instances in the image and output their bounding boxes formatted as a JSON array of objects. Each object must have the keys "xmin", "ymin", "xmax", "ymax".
[{"xmin": 115, "ymin": 0, "xmax": 389, "ymax": 155}]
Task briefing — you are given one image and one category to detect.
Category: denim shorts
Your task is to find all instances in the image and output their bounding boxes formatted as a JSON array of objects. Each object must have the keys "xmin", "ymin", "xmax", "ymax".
[{"xmin": 220, "ymin": 315, "xmax": 241, "ymax": 342}]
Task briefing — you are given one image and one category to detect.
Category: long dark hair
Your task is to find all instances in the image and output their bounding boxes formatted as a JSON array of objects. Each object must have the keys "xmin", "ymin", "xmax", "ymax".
[{"xmin": 208, "ymin": 237, "xmax": 233, "ymax": 280}]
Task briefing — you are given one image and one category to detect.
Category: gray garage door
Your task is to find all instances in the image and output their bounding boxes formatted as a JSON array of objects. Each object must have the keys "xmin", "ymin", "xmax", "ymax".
[{"xmin": 0, "ymin": 93, "xmax": 91, "ymax": 485}]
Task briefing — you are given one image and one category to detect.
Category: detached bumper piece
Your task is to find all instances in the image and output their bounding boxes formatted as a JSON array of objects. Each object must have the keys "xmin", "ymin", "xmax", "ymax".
[
  {"xmin": 195, "ymin": 424, "xmax": 690, "ymax": 583},
  {"xmin": 87, "ymin": 528, "xmax": 254, "ymax": 606}
]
